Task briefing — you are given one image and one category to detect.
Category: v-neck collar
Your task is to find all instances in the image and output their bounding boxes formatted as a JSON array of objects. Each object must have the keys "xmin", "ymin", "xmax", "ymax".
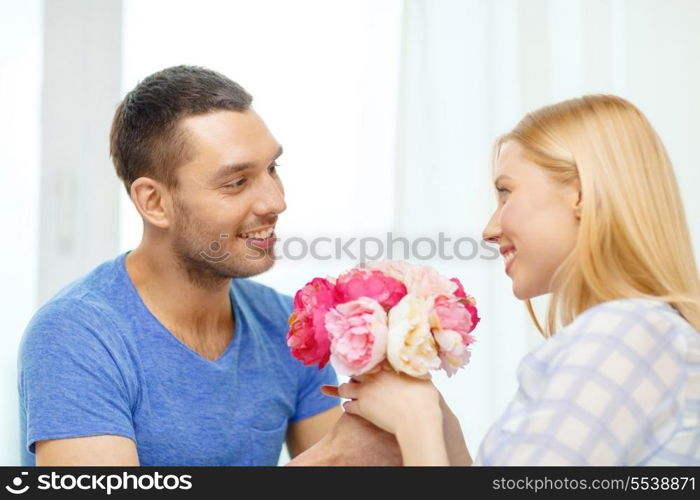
[{"xmin": 119, "ymin": 251, "xmax": 242, "ymax": 365}]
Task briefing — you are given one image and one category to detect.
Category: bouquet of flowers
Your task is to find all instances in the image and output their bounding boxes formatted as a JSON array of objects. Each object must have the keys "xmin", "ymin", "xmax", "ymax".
[{"xmin": 286, "ymin": 260, "xmax": 480, "ymax": 378}]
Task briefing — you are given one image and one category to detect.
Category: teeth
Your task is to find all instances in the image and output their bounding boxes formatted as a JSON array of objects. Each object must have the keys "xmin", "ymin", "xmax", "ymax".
[
  {"xmin": 503, "ymin": 251, "xmax": 517, "ymax": 264},
  {"xmin": 239, "ymin": 228, "xmax": 274, "ymax": 239}
]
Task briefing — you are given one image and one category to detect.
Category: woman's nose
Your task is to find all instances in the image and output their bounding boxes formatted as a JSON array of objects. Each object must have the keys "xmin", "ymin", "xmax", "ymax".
[{"xmin": 482, "ymin": 213, "xmax": 501, "ymax": 244}]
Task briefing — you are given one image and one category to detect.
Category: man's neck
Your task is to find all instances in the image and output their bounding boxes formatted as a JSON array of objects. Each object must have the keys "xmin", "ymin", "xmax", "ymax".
[{"xmin": 125, "ymin": 242, "xmax": 234, "ymax": 361}]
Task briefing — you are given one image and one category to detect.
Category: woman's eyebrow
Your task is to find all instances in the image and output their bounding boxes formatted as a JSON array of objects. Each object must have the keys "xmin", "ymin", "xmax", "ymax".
[{"xmin": 494, "ymin": 174, "xmax": 513, "ymax": 185}]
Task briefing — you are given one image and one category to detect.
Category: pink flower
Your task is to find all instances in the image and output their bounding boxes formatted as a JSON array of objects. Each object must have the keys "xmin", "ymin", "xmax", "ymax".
[
  {"xmin": 287, "ymin": 261, "xmax": 481, "ymax": 377},
  {"xmin": 448, "ymin": 277, "xmax": 481, "ymax": 333},
  {"xmin": 364, "ymin": 260, "xmax": 415, "ymax": 282},
  {"xmin": 335, "ymin": 268, "xmax": 407, "ymax": 310},
  {"xmin": 325, "ymin": 298, "xmax": 388, "ymax": 376},
  {"xmin": 432, "ymin": 295, "xmax": 474, "ymax": 336},
  {"xmin": 461, "ymin": 299, "xmax": 480, "ymax": 333},
  {"xmin": 434, "ymin": 330, "xmax": 473, "ymax": 377},
  {"xmin": 431, "ymin": 296, "xmax": 477, "ymax": 377},
  {"xmin": 292, "ymin": 277, "xmax": 336, "ymax": 311},
  {"xmin": 287, "ymin": 278, "xmax": 337, "ymax": 368},
  {"xmin": 403, "ymin": 265, "xmax": 458, "ymax": 297},
  {"xmin": 450, "ymin": 277, "xmax": 467, "ymax": 298}
]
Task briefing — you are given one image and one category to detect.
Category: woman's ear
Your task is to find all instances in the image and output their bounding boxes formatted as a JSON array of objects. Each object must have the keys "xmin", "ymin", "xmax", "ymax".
[
  {"xmin": 130, "ymin": 177, "xmax": 172, "ymax": 229},
  {"xmin": 570, "ymin": 178, "xmax": 582, "ymax": 220},
  {"xmin": 574, "ymin": 188, "xmax": 582, "ymax": 220}
]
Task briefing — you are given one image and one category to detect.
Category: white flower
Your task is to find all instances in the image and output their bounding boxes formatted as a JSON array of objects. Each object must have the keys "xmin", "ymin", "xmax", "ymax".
[{"xmin": 387, "ymin": 294, "xmax": 441, "ymax": 376}]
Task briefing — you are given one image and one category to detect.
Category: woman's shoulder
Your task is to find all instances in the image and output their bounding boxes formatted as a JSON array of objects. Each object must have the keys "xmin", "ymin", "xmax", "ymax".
[
  {"xmin": 495, "ymin": 297, "xmax": 700, "ymax": 466},
  {"xmin": 568, "ymin": 297, "xmax": 695, "ymax": 335},
  {"xmin": 550, "ymin": 297, "xmax": 700, "ymax": 369}
]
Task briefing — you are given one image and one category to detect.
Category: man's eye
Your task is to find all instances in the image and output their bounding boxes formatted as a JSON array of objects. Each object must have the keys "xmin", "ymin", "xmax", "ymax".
[
  {"xmin": 268, "ymin": 162, "xmax": 279, "ymax": 175},
  {"xmin": 225, "ymin": 178, "xmax": 247, "ymax": 189}
]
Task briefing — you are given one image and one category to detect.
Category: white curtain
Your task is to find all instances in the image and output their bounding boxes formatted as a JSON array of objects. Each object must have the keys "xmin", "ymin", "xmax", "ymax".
[
  {"xmin": 2, "ymin": 0, "xmax": 700, "ymax": 465},
  {"xmin": 394, "ymin": 0, "xmax": 700, "ymax": 454}
]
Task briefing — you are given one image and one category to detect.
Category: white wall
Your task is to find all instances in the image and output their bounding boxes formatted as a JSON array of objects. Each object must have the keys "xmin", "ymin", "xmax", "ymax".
[
  {"xmin": 0, "ymin": 0, "xmax": 41, "ymax": 466},
  {"xmin": 120, "ymin": 0, "xmax": 404, "ymax": 293}
]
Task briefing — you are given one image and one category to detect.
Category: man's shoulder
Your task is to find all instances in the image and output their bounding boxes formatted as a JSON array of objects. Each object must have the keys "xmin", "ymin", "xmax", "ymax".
[
  {"xmin": 21, "ymin": 255, "xmax": 128, "ymax": 352},
  {"xmin": 50, "ymin": 253, "xmax": 126, "ymax": 303}
]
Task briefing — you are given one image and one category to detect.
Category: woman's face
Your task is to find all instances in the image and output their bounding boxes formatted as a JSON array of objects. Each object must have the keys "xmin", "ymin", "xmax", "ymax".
[{"xmin": 482, "ymin": 140, "xmax": 581, "ymax": 299}]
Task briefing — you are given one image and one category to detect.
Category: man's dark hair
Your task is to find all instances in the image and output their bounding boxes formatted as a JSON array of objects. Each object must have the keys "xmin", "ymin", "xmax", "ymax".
[{"xmin": 110, "ymin": 65, "xmax": 253, "ymax": 194}]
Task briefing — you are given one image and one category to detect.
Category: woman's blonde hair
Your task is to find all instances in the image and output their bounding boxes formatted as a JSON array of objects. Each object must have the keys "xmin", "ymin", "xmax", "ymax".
[{"xmin": 495, "ymin": 94, "xmax": 700, "ymax": 337}]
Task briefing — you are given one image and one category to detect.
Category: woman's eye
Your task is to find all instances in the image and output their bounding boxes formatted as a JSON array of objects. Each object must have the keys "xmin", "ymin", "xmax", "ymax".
[{"xmin": 496, "ymin": 187, "xmax": 510, "ymax": 196}]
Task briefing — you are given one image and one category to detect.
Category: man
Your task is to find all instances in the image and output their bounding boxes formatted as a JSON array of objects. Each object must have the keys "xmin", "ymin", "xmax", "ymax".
[{"xmin": 18, "ymin": 65, "xmax": 348, "ymax": 466}]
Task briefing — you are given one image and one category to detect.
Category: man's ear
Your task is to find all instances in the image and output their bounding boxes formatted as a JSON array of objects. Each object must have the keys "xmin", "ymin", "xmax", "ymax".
[{"xmin": 130, "ymin": 177, "xmax": 172, "ymax": 229}]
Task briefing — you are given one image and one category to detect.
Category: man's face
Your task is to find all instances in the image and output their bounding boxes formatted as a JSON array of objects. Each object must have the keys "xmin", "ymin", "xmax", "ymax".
[{"xmin": 169, "ymin": 109, "xmax": 286, "ymax": 283}]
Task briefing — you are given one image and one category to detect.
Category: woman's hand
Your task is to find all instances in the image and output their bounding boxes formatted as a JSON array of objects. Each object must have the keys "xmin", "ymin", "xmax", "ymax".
[
  {"xmin": 337, "ymin": 367, "xmax": 442, "ymax": 435},
  {"xmin": 322, "ymin": 365, "xmax": 449, "ymax": 465}
]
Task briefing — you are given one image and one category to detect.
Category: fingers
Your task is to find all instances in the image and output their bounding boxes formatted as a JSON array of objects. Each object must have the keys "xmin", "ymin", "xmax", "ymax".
[
  {"xmin": 337, "ymin": 382, "xmax": 359, "ymax": 399},
  {"xmin": 364, "ymin": 364, "xmax": 383, "ymax": 375},
  {"xmin": 320, "ymin": 385, "xmax": 340, "ymax": 397},
  {"xmin": 353, "ymin": 361, "xmax": 393, "ymax": 379},
  {"xmin": 343, "ymin": 400, "xmax": 360, "ymax": 416}
]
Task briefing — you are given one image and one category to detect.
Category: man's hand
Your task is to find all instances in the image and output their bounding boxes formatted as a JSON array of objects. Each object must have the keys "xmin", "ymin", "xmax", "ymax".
[
  {"xmin": 286, "ymin": 412, "xmax": 402, "ymax": 466},
  {"xmin": 440, "ymin": 395, "xmax": 472, "ymax": 465},
  {"xmin": 286, "ymin": 406, "xmax": 342, "ymax": 457}
]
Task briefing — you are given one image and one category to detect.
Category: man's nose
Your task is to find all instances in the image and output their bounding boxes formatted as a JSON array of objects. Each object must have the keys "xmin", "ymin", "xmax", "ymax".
[{"xmin": 253, "ymin": 176, "xmax": 287, "ymax": 216}]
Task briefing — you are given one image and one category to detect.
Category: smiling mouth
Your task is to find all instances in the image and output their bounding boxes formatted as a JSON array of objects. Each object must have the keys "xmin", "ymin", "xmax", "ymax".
[
  {"xmin": 237, "ymin": 226, "xmax": 277, "ymax": 251},
  {"xmin": 504, "ymin": 250, "xmax": 517, "ymax": 273},
  {"xmin": 237, "ymin": 227, "xmax": 275, "ymax": 240}
]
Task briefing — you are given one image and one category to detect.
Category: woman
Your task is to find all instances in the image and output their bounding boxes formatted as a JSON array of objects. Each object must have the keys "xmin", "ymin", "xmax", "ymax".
[{"xmin": 325, "ymin": 95, "xmax": 700, "ymax": 465}]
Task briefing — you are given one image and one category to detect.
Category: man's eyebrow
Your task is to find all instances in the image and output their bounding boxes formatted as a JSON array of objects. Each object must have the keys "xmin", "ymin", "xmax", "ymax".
[
  {"xmin": 211, "ymin": 145, "xmax": 284, "ymax": 182},
  {"xmin": 213, "ymin": 162, "xmax": 254, "ymax": 181}
]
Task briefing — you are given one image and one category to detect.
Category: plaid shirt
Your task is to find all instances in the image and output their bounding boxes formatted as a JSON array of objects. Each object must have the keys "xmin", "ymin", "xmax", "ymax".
[{"xmin": 474, "ymin": 298, "xmax": 700, "ymax": 465}]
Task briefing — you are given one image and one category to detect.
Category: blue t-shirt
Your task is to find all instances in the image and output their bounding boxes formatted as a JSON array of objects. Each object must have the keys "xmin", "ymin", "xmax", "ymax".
[{"xmin": 18, "ymin": 252, "xmax": 338, "ymax": 466}]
